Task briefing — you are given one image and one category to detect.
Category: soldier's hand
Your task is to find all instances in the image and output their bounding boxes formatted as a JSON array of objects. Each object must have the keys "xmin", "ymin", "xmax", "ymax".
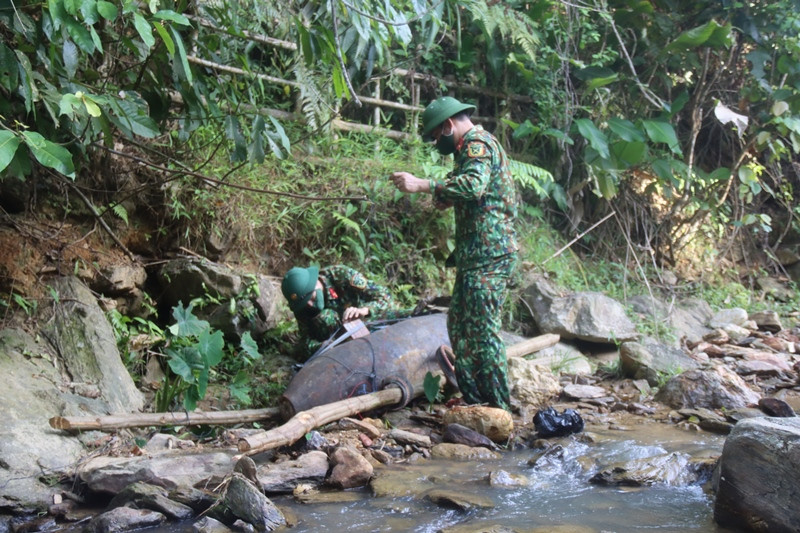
[
  {"xmin": 390, "ymin": 172, "xmax": 430, "ymax": 193},
  {"xmin": 343, "ymin": 306, "xmax": 369, "ymax": 322}
]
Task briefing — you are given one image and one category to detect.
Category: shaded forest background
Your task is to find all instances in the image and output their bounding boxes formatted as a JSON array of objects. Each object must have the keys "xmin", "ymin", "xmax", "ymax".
[{"xmin": 2, "ymin": 0, "xmax": 800, "ymax": 361}]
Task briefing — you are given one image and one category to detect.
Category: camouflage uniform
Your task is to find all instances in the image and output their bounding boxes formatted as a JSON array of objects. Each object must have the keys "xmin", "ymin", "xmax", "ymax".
[
  {"xmin": 430, "ymin": 125, "xmax": 518, "ymax": 410},
  {"xmin": 293, "ymin": 265, "xmax": 414, "ymax": 359}
]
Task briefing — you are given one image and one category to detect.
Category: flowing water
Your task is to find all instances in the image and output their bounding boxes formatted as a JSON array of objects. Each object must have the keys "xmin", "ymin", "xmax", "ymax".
[{"xmin": 269, "ymin": 422, "xmax": 739, "ymax": 533}]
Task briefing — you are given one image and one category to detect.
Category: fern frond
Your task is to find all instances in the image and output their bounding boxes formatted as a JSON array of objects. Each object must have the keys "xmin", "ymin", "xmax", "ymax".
[
  {"xmin": 463, "ymin": 0, "xmax": 541, "ymax": 59},
  {"xmin": 509, "ymin": 159, "xmax": 553, "ymax": 196}
]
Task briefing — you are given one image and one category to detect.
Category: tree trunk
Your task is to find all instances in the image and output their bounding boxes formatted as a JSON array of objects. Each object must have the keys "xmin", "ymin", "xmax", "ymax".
[{"xmin": 49, "ymin": 407, "xmax": 281, "ymax": 431}]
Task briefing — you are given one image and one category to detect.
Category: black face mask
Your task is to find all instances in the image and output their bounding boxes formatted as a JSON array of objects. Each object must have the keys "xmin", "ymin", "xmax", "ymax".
[
  {"xmin": 297, "ymin": 306, "xmax": 321, "ymax": 319},
  {"xmin": 435, "ymin": 121, "xmax": 456, "ymax": 155}
]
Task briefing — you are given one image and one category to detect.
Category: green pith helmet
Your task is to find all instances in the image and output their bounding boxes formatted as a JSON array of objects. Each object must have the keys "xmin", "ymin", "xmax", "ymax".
[
  {"xmin": 281, "ymin": 266, "xmax": 319, "ymax": 312},
  {"xmin": 421, "ymin": 96, "xmax": 476, "ymax": 141}
]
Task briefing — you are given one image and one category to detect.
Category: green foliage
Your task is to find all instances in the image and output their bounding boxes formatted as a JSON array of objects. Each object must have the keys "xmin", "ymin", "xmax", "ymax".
[{"xmin": 422, "ymin": 371, "xmax": 441, "ymax": 411}]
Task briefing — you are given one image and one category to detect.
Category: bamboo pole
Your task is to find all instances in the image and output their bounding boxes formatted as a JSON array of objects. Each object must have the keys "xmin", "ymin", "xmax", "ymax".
[
  {"xmin": 506, "ymin": 333, "xmax": 560, "ymax": 358},
  {"xmin": 237, "ymin": 387, "xmax": 403, "ymax": 455},
  {"xmin": 49, "ymin": 407, "xmax": 281, "ymax": 431}
]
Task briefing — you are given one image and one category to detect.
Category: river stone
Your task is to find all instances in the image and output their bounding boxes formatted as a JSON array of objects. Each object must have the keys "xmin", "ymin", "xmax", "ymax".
[
  {"xmin": 506, "ymin": 356, "xmax": 562, "ymax": 406},
  {"xmin": 370, "ymin": 466, "xmax": 436, "ymax": 498},
  {"xmin": 749, "ymin": 310, "xmax": 783, "ymax": 332},
  {"xmin": 714, "ymin": 417, "xmax": 800, "ymax": 532},
  {"xmin": 654, "ymin": 364, "xmax": 761, "ymax": 410},
  {"xmin": 79, "ymin": 451, "xmax": 238, "ymax": 494},
  {"xmin": 430, "ymin": 443, "xmax": 501, "ymax": 461},
  {"xmin": 327, "ymin": 445, "xmax": 373, "ymax": 489},
  {"xmin": 193, "ymin": 516, "xmax": 233, "ymax": 533},
  {"xmin": 107, "ymin": 481, "xmax": 195, "ymax": 519},
  {"xmin": 257, "ymin": 450, "xmax": 329, "ymax": 493},
  {"xmin": 619, "ymin": 338, "xmax": 700, "ymax": 387},
  {"xmin": 389, "ymin": 428, "xmax": 432, "ymax": 447},
  {"xmin": 425, "ymin": 489, "xmax": 495, "ymax": 511},
  {"xmin": 83, "ymin": 506, "xmax": 166, "ymax": 533},
  {"xmin": 709, "ymin": 308, "xmax": 749, "ymax": 328},
  {"xmin": 758, "ymin": 397, "xmax": 796, "ymax": 417},
  {"xmin": 223, "ymin": 474, "xmax": 286, "ymax": 532},
  {"xmin": 487, "ymin": 470, "xmax": 529, "ymax": 488},
  {"xmin": 523, "ymin": 277, "xmax": 638, "ymax": 343},
  {"xmin": 561, "ymin": 383, "xmax": 606, "ymax": 400},
  {"xmin": 589, "ymin": 451, "xmax": 698, "ymax": 486},
  {"xmin": 443, "ymin": 423, "xmax": 498, "ymax": 449},
  {"xmin": 442, "ymin": 406, "xmax": 513, "ymax": 442}
]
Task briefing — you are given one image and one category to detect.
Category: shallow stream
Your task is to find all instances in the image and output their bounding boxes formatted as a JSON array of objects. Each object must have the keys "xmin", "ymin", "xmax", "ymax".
[{"xmin": 270, "ymin": 421, "xmax": 739, "ymax": 532}]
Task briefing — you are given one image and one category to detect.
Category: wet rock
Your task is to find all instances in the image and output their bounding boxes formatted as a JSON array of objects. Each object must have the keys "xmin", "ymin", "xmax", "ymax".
[
  {"xmin": 388, "ymin": 429, "xmax": 431, "ymax": 448},
  {"xmin": 256, "ymin": 450, "xmax": 329, "ymax": 493},
  {"xmin": 442, "ymin": 406, "xmax": 513, "ymax": 442},
  {"xmin": 430, "ymin": 443, "xmax": 501, "ymax": 461},
  {"xmin": 193, "ymin": 516, "xmax": 233, "ymax": 533},
  {"xmin": 443, "ymin": 423, "xmax": 498, "ymax": 449},
  {"xmin": 506, "ymin": 356, "xmax": 562, "ymax": 406},
  {"xmin": 107, "ymin": 482, "xmax": 195, "ymax": 520},
  {"xmin": 168, "ymin": 486, "xmax": 218, "ymax": 513},
  {"xmin": 371, "ymin": 467, "xmax": 436, "ymax": 498},
  {"xmin": 619, "ymin": 339, "xmax": 700, "ymax": 387},
  {"xmin": 723, "ymin": 407, "xmax": 766, "ymax": 424},
  {"xmin": 758, "ymin": 397, "xmax": 796, "ymax": 417},
  {"xmin": 714, "ymin": 417, "xmax": 800, "ymax": 532},
  {"xmin": 654, "ymin": 364, "xmax": 761, "ymax": 410},
  {"xmin": 327, "ymin": 445, "xmax": 373, "ymax": 489},
  {"xmin": 83, "ymin": 506, "xmax": 166, "ymax": 533},
  {"xmin": 749, "ymin": 310, "xmax": 783, "ymax": 333},
  {"xmin": 223, "ymin": 474, "xmax": 285, "ymax": 532},
  {"xmin": 487, "ymin": 470, "xmax": 529, "ymax": 488},
  {"xmin": 589, "ymin": 451, "xmax": 699, "ymax": 486},
  {"xmin": 425, "ymin": 489, "xmax": 494, "ymax": 511},
  {"xmin": 79, "ymin": 451, "xmax": 237, "ymax": 495},
  {"xmin": 523, "ymin": 277, "xmax": 638, "ymax": 343}
]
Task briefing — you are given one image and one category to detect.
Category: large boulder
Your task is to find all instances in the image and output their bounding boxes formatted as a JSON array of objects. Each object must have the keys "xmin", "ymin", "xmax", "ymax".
[
  {"xmin": 714, "ymin": 417, "xmax": 800, "ymax": 532},
  {"xmin": 156, "ymin": 258, "xmax": 281, "ymax": 342},
  {"xmin": 655, "ymin": 364, "xmax": 761, "ymax": 410},
  {"xmin": 627, "ymin": 295, "xmax": 713, "ymax": 346},
  {"xmin": 522, "ymin": 277, "xmax": 638, "ymax": 343},
  {"xmin": 1, "ymin": 276, "xmax": 144, "ymax": 512},
  {"xmin": 619, "ymin": 338, "xmax": 701, "ymax": 387}
]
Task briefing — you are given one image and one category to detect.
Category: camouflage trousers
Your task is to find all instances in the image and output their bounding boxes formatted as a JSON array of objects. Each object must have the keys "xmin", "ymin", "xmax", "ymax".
[{"xmin": 448, "ymin": 253, "xmax": 516, "ymax": 411}]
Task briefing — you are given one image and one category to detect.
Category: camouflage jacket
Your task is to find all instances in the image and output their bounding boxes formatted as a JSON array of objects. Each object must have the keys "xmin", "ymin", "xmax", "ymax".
[
  {"xmin": 293, "ymin": 265, "xmax": 413, "ymax": 358},
  {"xmin": 430, "ymin": 125, "xmax": 518, "ymax": 270}
]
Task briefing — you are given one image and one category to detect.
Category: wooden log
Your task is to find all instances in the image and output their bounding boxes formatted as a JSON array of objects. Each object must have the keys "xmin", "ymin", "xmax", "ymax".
[
  {"xmin": 506, "ymin": 333, "xmax": 560, "ymax": 359},
  {"xmin": 238, "ymin": 387, "xmax": 403, "ymax": 455},
  {"xmin": 49, "ymin": 407, "xmax": 281, "ymax": 431},
  {"xmin": 238, "ymin": 335, "xmax": 558, "ymax": 455}
]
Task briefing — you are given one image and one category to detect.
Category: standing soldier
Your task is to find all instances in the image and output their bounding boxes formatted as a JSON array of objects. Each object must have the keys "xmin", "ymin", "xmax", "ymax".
[
  {"xmin": 390, "ymin": 96, "xmax": 518, "ymax": 411},
  {"xmin": 281, "ymin": 264, "xmax": 416, "ymax": 360}
]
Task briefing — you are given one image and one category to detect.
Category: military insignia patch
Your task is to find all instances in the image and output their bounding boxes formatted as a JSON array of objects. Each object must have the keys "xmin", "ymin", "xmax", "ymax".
[{"xmin": 467, "ymin": 143, "xmax": 487, "ymax": 158}]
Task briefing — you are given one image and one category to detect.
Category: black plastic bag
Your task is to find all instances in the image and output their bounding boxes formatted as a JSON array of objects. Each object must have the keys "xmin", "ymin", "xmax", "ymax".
[{"xmin": 533, "ymin": 407, "xmax": 584, "ymax": 438}]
